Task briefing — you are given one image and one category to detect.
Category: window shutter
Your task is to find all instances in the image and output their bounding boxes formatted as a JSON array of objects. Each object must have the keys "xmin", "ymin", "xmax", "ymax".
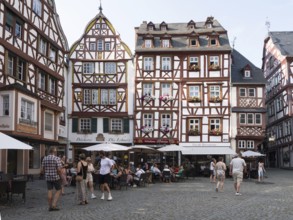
[
  {"xmin": 72, "ymin": 118, "xmax": 78, "ymax": 133},
  {"xmin": 91, "ymin": 118, "xmax": 97, "ymax": 133},
  {"xmin": 123, "ymin": 118, "xmax": 129, "ymax": 133},
  {"xmin": 103, "ymin": 118, "xmax": 109, "ymax": 133}
]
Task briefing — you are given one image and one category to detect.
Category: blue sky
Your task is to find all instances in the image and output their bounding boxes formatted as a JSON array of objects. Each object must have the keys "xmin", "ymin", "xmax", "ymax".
[{"xmin": 55, "ymin": 0, "xmax": 293, "ymax": 67}]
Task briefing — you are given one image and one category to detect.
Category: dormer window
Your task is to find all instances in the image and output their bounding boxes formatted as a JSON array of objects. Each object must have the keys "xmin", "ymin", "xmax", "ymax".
[
  {"xmin": 187, "ymin": 20, "xmax": 196, "ymax": 29},
  {"xmin": 207, "ymin": 23, "xmax": 212, "ymax": 28},
  {"xmin": 244, "ymin": 70, "xmax": 251, "ymax": 78},
  {"xmin": 147, "ymin": 22, "xmax": 155, "ymax": 31},
  {"xmin": 160, "ymin": 22, "xmax": 168, "ymax": 31},
  {"xmin": 205, "ymin": 16, "xmax": 214, "ymax": 29},
  {"xmin": 145, "ymin": 39, "xmax": 152, "ymax": 48},
  {"xmin": 210, "ymin": 38, "xmax": 217, "ymax": 46},
  {"xmin": 190, "ymin": 39, "xmax": 197, "ymax": 46},
  {"xmin": 162, "ymin": 39, "xmax": 170, "ymax": 48}
]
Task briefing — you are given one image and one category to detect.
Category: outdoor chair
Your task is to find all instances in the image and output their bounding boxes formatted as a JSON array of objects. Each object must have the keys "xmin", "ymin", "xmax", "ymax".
[
  {"xmin": 162, "ymin": 171, "xmax": 171, "ymax": 183},
  {"xmin": 138, "ymin": 173, "xmax": 147, "ymax": 187},
  {"xmin": 0, "ymin": 181, "xmax": 9, "ymax": 201},
  {"xmin": 117, "ymin": 174, "xmax": 128, "ymax": 190},
  {"xmin": 10, "ymin": 180, "xmax": 26, "ymax": 203}
]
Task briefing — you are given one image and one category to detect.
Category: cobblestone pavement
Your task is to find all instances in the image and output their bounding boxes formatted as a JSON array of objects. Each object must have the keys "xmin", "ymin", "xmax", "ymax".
[{"xmin": 0, "ymin": 168, "xmax": 293, "ymax": 220}]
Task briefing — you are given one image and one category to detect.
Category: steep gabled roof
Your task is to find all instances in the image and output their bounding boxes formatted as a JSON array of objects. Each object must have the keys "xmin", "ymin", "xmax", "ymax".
[
  {"xmin": 231, "ymin": 49, "xmax": 266, "ymax": 85},
  {"xmin": 269, "ymin": 31, "xmax": 293, "ymax": 57}
]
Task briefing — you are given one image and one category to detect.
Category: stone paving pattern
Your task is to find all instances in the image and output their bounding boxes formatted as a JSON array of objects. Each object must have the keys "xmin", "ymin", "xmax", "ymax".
[{"xmin": 0, "ymin": 168, "xmax": 293, "ymax": 220}]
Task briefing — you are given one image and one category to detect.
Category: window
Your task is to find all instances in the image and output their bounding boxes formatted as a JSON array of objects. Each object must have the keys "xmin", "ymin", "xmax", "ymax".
[
  {"xmin": 2, "ymin": 95, "xmax": 9, "ymax": 116},
  {"xmin": 161, "ymin": 83, "xmax": 171, "ymax": 96},
  {"xmin": 162, "ymin": 57, "xmax": 171, "ymax": 70},
  {"xmin": 83, "ymin": 63, "xmax": 94, "ymax": 74},
  {"xmin": 80, "ymin": 118, "xmax": 91, "ymax": 132},
  {"xmin": 247, "ymin": 140, "xmax": 254, "ymax": 149},
  {"xmin": 210, "ymin": 38, "xmax": 216, "ymax": 45},
  {"xmin": 49, "ymin": 46, "xmax": 57, "ymax": 61},
  {"xmin": 145, "ymin": 40, "xmax": 152, "ymax": 48},
  {"xmin": 83, "ymin": 89, "xmax": 98, "ymax": 105},
  {"xmin": 189, "ymin": 85, "xmax": 200, "ymax": 98},
  {"xmin": 248, "ymin": 88, "xmax": 255, "ymax": 97},
  {"xmin": 33, "ymin": 0, "xmax": 42, "ymax": 16},
  {"xmin": 6, "ymin": 53, "xmax": 26, "ymax": 81},
  {"xmin": 238, "ymin": 140, "xmax": 246, "ymax": 148},
  {"xmin": 111, "ymin": 119, "xmax": 123, "ymax": 133},
  {"xmin": 5, "ymin": 10, "xmax": 23, "ymax": 39},
  {"xmin": 162, "ymin": 39, "xmax": 170, "ymax": 47},
  {"xmin": 284, "ymin": 121, "xmax": 291, "ymax": 136},
  {"xmin": 161, "ymin": 114, "xmax": 171, "ymax": 128},
  {"xmin": 247, "ymin": 113, "xmax": 254, "ymax": 124},
  {"xmin": 29, "ymin": 145, "xmax": 40, "ymax": 169},
  {"xmin": 239, "ymin": 88, "xmax": 246, "ymax": 97},
  {"xmin": 276, "ymin": 97, "xmax": 283, "ymax": 111},
  {"xmin": 102, "ymin": 24, "xmax": 107, "ymax": 29},
  {"xmin": 255, "ymin": 114, "xmax": 262, "ymax": 125},
  {"xmin": 98, "ymin": 39, "xmax": 103, "ymax": 51},
  {"xmin": 143, "ymin": 83, "xmax": 153, "ymax": 96},
  {"xmin": 239, "ymin": 114, "xmax": 246, "ymax": 124},
  {"xmin": 101, "ymin": 89, "xmax": 116, "ymax": 105},
  {"xmin": 144, "ymin": 57, "xmax": 153, "ymax": 71},
  {"xmin": 209, "ymin": 85, "xmax": 220, "ymax": 98},
  {"xmin": 21, "ymin": 99, "xmax": 34, "ymax": 121},
  {"xmin": 45, "ymin": 112, "xmax": 53, "ymax": 131},
  {"xmin": 38, "ymin": 72, "xmax": 46, "ymax": 90},
  {"xmin": 105, "ymin": 63, "xmax": 116, "ymax": 74},
  {"xmin": 244, "ymin": 70, "xmax": 251, "ymax": 78},
  {"xmin": 96, "ymin": 24, "xmax": 100, "ymax": 29},
  {"xmin": 49, "ymin": 77, "xmax": 56, "ymax": 95},
  {"xmin": 105, "ymin": 42, "xmax": 111, "ymax": 51},
  {"xmin": 89, "ymin": 42, "xmax": 96, "ymax": 51},
  {"xmin": 39, "ymin": 37, "xmax": 47, "ymax": 55},
  {"xmin": 143, "ymin": 114, "xmax": 153, "ymax": 128},
  {"xmin": 210, "ymin": 118, "xmax": 220, "ymax": 131},
  {"xmin": 190, "ymin": 39, "xmax": 197, "ymax": 46},
  {"xmin": 209, "ymin": 56, "xmax": 219, "ymax": 66},
  {"xmin": 189, "ymin": 57, "xmax": 199, "ymax": 70},
  {"xmin": 188, "ymin": 118, "xmax": 201, "ymax": 133}
]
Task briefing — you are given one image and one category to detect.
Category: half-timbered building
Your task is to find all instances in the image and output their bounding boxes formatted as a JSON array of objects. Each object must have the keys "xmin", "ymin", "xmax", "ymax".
[
  {"xmin": 134, "ymin": 17, "xmax": 233, "ymax": 163},
  {"xmin": 68, "ymin": 6, "xmax": 133, "ymax": 160},
  {"xmin": 230, "ymin": 49, "xmax": 266, "ymax": 155},
  {"xmin": 263, "ymin": 32, "xmax": 293, "ymax": 168},
  {"xmin": 0, "ymin": 0, "xmax": 68, "ymax": 175}
]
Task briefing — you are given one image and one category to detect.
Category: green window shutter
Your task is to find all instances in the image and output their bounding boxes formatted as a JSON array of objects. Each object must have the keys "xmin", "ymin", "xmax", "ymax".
[
  {"xmin": 123, "ymin": 118, "xmax": 129, "ymax": 133},
  {"xmin": 91, "ymin": 118, "xmax": 97, "ymax": 133},
  {"xmin": 72, "ymin": 118, "xmax": 78, "ymax": 133},
  {"xmin": 103, "ymin": 118, "xmax": 109, "ymax": 133}
]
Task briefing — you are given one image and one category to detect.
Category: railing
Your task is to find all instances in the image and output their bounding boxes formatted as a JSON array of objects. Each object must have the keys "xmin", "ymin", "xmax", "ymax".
[{"xmin": 19, "ymin": 118, "xmax": 37, "ymax": 126}]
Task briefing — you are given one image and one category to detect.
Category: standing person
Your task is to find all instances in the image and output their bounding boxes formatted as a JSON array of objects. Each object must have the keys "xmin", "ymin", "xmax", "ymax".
[
  {"xmin": 76, "ymin": 154, "xmax": 88, "ymax": 205},
  {"xmin": 41, "ymin": 146, "xmax": 62, "ymax": 211},
  {"xmin": 99, "ymin": 151, "xmax": 114, "ymax": 201},
  {"xmin": 60, "ymin": 156, "xmax": 68, "ymax": 195},
  {"xmin": 215, "ymin": 157, "xmax": 227, "ymax": 192},
  {"xmin": 86, "ymin": 157, "xmax": 96, "ymax": 199},
  {"xmin": 229, "ymin": 154, "xmax": 247, "ymax": 196},
  {"xmin": 210, "ymin": 158, "xmax": 216, "ymax": 183},
  {"xmin": 258, "ymin": 159, "xmax": 266, "ymax": 182}
]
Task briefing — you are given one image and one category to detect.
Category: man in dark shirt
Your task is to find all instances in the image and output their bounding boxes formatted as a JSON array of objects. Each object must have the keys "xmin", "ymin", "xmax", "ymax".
[{"xmin": 42, "ymin": 146, "xmax": 62, "ymax": 211}]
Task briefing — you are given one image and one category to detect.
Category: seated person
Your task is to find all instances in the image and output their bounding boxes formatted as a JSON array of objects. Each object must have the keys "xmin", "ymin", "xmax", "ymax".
[
  {"xmin": 176, "ymin": 166, "xmax": 184, "ymax": 178},
  {"xmin": 124, "ymin": 165, "xmax": 134, "ymax": 186},
  {"xmin": 133, "ymin": 167, "xmax": 145, "ymax": 187},
  {"xmin": 162, "ymin": 165, "xmax": 172, "ymax": 183},
  {"xmin": 151, "ymin": 163, "xmax": 162, "ymax": 181}
]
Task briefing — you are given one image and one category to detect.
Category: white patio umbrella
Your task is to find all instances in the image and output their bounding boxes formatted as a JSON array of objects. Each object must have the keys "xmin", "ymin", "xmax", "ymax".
[
  {"xmin": 83, "ymin": 142, "xmax": 129, "ymax": 152},
  {"xmin": 241, "ymin": 150, "xmax": 265, "ymax": 157},
  {"xmin": 129, "ymin": 145, "xmax": 157, "ymax": 152},
  {"xmin": 0, "ymin": 132, "xmax": 33, "ymax": 150},
  {"xmin": 158, "ymin": 144, "xmax": 184, "ymax": 152}
]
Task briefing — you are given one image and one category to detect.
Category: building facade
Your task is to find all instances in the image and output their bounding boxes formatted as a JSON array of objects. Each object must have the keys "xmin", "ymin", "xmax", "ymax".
[
  {"xmin": 0, "ymin": 0, "xmax": 69, "ymax": 174},
  {"xmin": 230, "ymin": 49, "xmax": 266, "ymax": 155},
  {"xmin": 68, "ymin": 7, "xmax": 133, "ymax": 161},
  {"xmin": 263, "ymin": 32, "xmax": 293, "ymax": 168},
  {"xmin": 134, "ymin": 17, "xmax": 233, "ymax": 164}
]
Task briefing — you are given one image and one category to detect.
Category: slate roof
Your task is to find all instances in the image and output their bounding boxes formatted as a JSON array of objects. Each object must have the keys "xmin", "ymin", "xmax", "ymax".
[
  {"xmin": 269, "ymin": 31, "xmax": 293, "ymax": 57},
  {"xmin": 135, "ymin": 20, "xmax": 231, "ymax": 52},
  {"xmin": 231, "ymin": 49, "xmax": 266, "ymax": 85}
]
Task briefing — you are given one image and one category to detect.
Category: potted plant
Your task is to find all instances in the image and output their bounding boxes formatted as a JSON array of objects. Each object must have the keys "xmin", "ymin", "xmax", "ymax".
[{"xmin": 209, "ymin": 128, "xmax": 221, "ymax": 136}]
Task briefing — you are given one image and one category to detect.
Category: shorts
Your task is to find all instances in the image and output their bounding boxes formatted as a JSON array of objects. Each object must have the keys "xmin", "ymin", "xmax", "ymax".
[
  {"xmin": 233, "ymin": 171, "xmax": 243, "ymax": 183},
  {"xmin": 99, "ymin": 173, "xmax": 110, "ymax": 184},
  {"xmin": 210, "ymin": 170, "xmax": 215, "ymax": 176},
  {"xmin": 47, "ymin": 180, "xmax": 61, "ymax": 191},
  {"xmin": 258, "ymin": 170, "xmax": 264, "ymax": 177},
  {"xmin": 217, "ymin": 170, "xmax": 225, "ymax": 180},
  {"xmin": 86, "ymin": 173, "xmax": 93, "ymax": 182}
]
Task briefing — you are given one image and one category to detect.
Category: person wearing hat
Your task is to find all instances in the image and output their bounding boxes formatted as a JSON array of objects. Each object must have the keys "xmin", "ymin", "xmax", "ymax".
[{"xmin": 229, "ymin": 154, "xmax": 247, "ymax": 196}]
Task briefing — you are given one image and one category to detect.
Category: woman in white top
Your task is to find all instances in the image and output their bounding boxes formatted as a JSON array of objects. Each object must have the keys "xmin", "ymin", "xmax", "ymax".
[
  {"xmin": 258, "ymin": 159, "xmax": 266, "ymax": 182},
  {"xmin": 210, "ymin": 158, "xmax": 216, "ymax": 183},
  {"xmin": 215, "ymin": 157, "xmax": 227, "ymax": 192},
  {"xmin": 86, "ymin": 157, "xmax": 96, "ymax": 199}
]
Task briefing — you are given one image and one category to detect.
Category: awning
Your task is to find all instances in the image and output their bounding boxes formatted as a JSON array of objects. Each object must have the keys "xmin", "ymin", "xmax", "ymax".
[{"xmin": 181, "ymin": 146, "xmax": 236, "ymax": 155}]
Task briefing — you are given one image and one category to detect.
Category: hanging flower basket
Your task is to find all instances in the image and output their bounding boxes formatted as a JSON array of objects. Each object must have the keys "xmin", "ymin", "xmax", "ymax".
[
  {"xmin": 141, "ymin": 126, "xmax": 154, "ymax": 134},
  {"xmin": 160, "ymin": 126, "xmax": 172, "ymax": 134},
  {"xmin": 188, "ymin": 96, "xmax": 201, "ymax": 102},
  {"xmin": 159, "ymin": 95, "xmax": 174, "ymax": 102},
  {"xmin": 142, "ymin": 95, "xmax": 156, "ymax": 102}
]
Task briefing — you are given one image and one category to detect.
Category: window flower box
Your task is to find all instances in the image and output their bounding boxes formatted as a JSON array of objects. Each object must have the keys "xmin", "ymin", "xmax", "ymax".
[
  {"xmin": 141, "ymin": 126, "xmax": 154, "ymax": 134},
  {"xmin": 160, "ymin": 126, "xmax": 172, "ymax": 134},
  {"xmin": 159, "ymin": 95, "xmax": 174, "ymax": 102},
  {"xmin": 208, "ymin": 64, "xmax": 221, "ymax": 70},
  {"xmin": 189, "ymin": 64, "xmax": 200, "ymax": 71},
  {"xmin": 188, "ymin": 96, "xmax": 201, "ymax": 102},
  {"xmin": 209, "ymin": 96, "xmax": 222, "ymax": 102},
  {"xmin": 142, "ymin": 95, "xmax": 156, "ymax": 103},
  {"xmin": 209, "ymin": 128, "xmax": 221, "ymax": 136},
  {"xmin": 188, "ymin": 129, "xmax": 200, "ymax": 136}
]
